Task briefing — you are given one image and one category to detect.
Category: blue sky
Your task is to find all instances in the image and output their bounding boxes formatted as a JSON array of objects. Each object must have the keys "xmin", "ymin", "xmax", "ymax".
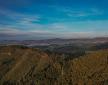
[{"xmin": 0, "ymin": 0, "xmax": 108, "ymax": 40}]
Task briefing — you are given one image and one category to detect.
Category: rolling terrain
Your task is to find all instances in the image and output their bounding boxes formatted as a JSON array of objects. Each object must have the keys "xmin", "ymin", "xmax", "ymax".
[
  {"xmin": 0, "ymin": 45, "xmax": 108, "ymax": 85},
  {"xmin": 0, "ymin": 37, "xmax": 108, "ymax": 46}
]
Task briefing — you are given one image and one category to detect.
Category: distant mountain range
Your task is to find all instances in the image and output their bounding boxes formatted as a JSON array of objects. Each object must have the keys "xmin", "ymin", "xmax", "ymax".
[{"xmin": 0, "ymin": 37, "xmax": 108, "ymax": 46}]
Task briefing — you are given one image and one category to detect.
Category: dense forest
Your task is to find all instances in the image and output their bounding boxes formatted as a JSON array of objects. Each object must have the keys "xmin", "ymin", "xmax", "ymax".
[{"xmin": 0, "ymin": 45, "xmax": 108, "ymax": 85}]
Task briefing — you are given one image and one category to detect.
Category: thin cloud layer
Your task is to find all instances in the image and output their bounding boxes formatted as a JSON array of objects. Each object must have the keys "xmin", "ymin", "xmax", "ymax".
[
  {"xmin": 0, "ymin": 28, "xmax": 108, "ymax": 40},
  {"xmin": 0, "ymin": 0, "xmax": 108, "ymax": 40}
]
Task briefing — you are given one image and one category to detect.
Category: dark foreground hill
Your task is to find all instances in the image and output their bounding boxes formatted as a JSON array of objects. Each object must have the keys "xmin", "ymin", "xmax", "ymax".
[{"xmin": 0, "ymin": 45, "xmax": 108, "ymax": 85}]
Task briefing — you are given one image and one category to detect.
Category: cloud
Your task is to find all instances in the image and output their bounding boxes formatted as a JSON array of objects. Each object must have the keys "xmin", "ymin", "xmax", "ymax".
[
  {"xmin": 0, "ymin": 28, "xmax": 57, "ymax": 40},
  {"xmin": 0, "ymin": 9, "xmax": 41, "ymax": 25},
  {"xmin": 19, "ymin": 17, "xmax": 40, "ymax": 24},
  {"xmin": 58, "ymin": 32, "xmax": 108, "ymax": 38},
  {"xmin": 67, "ymin": 10, "xmax": 103, "ymax": 17},
  {"xmin": 0, "ymin": 27, "xmax": 108, "ymax": 40},
  {"xmin": 55, "ymin": 7, "xmax": 104, "ymax": 17},
  {"xmin": 0, "ymin": 19, "xmax": 108, "ymax": 40},
  {"xmin": 47, "ymin": 23, "xmax": 68, "ymax": 32},
  {"xmin": 0, "ymin": 9, "xmax": 44, "ymax": 31},
  {"xmin": 0, "ymin": 8, "xmax": 108, "ymax": 40},
  {"xmin": 48, "ymin": 20, "xmax": 108, "ymax": 32},
  {"xmin": 0, "ymin": 28, "xmax": 52, "ymax": 35}
]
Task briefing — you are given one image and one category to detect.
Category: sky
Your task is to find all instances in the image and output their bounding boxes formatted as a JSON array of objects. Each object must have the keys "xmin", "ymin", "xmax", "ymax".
[{"xmin": 0, "ymin": 0, "xmax": 108, "ymax": 40}]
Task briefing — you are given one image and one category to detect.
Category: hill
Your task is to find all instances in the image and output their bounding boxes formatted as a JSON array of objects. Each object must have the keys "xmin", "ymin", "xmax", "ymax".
[
  {"xmin": 0, "ymin": 37, "xmax": 108, "ymax": 46},
  {"xmin": 0, "ymin": 45, "xmax": 108, "ymax": 85}
]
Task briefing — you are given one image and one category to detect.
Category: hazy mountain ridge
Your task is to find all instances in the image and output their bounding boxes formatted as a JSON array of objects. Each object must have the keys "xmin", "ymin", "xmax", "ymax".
[{"xmin": 0, "ymin": 37, "xmax": 108, "ymax": 46}]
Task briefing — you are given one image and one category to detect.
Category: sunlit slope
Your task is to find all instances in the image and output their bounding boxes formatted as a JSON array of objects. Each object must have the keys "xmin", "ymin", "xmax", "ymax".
[
  {"xmin": 64, "ymin": 50, "xmax": 108, "ymax": 85},
  {"xmin": 0, "ymin": 45, "xmax": 108, "ymax": 85},
  {"xmin": 0, "ymin": 46, "xmax": 50, "ymax": 84}
]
